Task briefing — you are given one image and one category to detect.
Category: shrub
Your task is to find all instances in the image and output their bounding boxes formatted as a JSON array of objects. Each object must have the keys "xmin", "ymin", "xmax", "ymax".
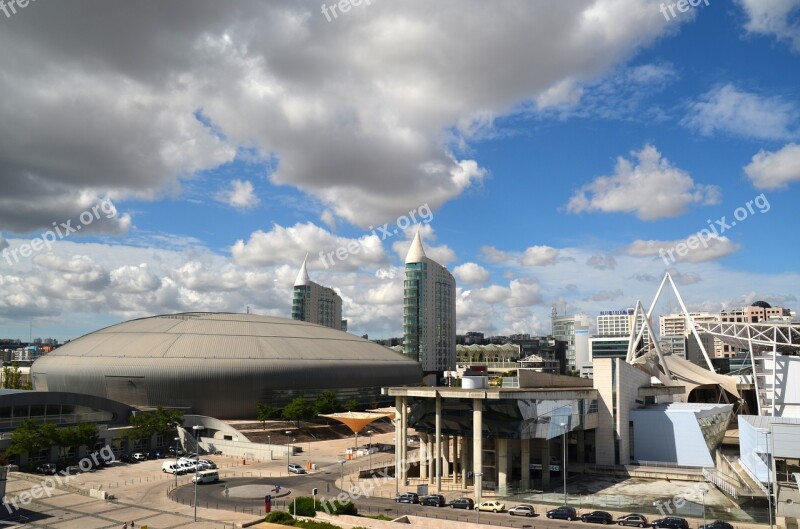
[
  {"xmin": 265, "ymin": 511, "xmax": 295, "ymax": 525},
  {"xmin": 329, "ymin": 499, "xmax": 357, "ymax": 516},
  {"xmin": 289, "ymin": 496, "xmax": 318, "ymax": 517},
  {"xmin": 293, "ymin": 520, "xmax": 342, "ymax": 529}
]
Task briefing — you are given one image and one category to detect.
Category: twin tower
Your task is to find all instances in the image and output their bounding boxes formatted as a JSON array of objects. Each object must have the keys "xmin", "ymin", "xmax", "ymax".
[{"xmin": 291, "ymin": 229, "xmax": 456, "ymax": 377}]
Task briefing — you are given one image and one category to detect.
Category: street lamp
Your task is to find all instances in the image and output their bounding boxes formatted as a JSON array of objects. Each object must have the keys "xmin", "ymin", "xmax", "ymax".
[
  {"xmin": 699, "ymin": 486, "xmax": 708, "ymax": 529},
  {"xmin": 173, "ymin": 436, "xmax": 180, "ymax": 488},
  {"xmin": 559, "ymin": 422, "xmax": 568, "ymax": 506},
  {"xmin": 285, "ymin": 430, "xmax": 292, "ymax": 472},
  {"xmin": 338, "ymin": 459, "xmax": 346, "ymax": 491},
  {"xmin": 268, "ymin": 435, "xmax": 271, "ymax": 460},
  {"xmin": 192, "ymin": 425, "xmax": 203, "ymax": 522},
  {"xmin": 474, "ymin": 472, "xmax": 483, "ymax": 524},
  {"xmin": 367, "ymin": 430, "xmax": 373, "ymax": 470},
  {"xmin": 760, "ymin": 429, "xmax": 774, "ymax": 529}
]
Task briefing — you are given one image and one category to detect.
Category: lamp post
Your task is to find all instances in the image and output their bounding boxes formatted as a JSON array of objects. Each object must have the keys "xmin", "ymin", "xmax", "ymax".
[
  {"xmin": 762, "ymin": 429, "xmax": 774, "ymax": 529},
  {"xmin": 192, "ymin": 425, "xmax": 203, "ymax": 522},
  {"xmin": 268, "ymin": 435, "xmax": 271, "ymax": 461},
  {"xmin": 699, "ymin": 486, "xmax": 708, "ymax": 528},
  {"xmin": 559, "ymin": 422, "xmax": 568, "ymax": 506},
  {"xmin": 285, "ymin": 430, "xmax": 292, "ymax": 472},
  {"xmin": 474, "ymin": 472, "xmax": 483, "ymax": 524},
  {"xmin": 367, "ymin": 430, "xmax": 373, "ymax": 470},
  {"xmin": 338, "ymin": 459, "xmax": 345, "ymax": 491},
  {"xmin": 173, "ymin": 436, "xmax": 180, "ymax": 488}
]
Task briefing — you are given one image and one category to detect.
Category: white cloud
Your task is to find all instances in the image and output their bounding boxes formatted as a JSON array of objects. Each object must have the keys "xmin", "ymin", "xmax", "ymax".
[
  {"xmin": 583, "ymin": 289, "xmax": 623, "ymax": 302},
  {"xmin": 535, "ymin": 78, "xmax": 584, "ymax": 110},
  {"xmin": 110, "ymin": 264, "xmax": 161, "ymax": 293},
  {"xmin": 453, "ymin": 262, "xmax": 489, "ymax": 285},
  {"xmin": 521, "ymin": 246, "xmax": 559, "ymax": 266},
  {"xmin": 480, "ymin": 245, "xmax": 515, "ymax": 264},
  {"xmin": 626, "ymin": 236, "xmax": 740, "ymax": 263},
  {"xmin": 682, "ymin": 84, "xmax": 797, "ymax": 140},
  {"xmin": 567, "ymin": 144, "xmax": 720, "ymax": 220},
  {"xmin": 216, "ymin": 179, "xmax": 260, "ymax": 210},
  {"xmin": 587, "ymin": 253, "xmax": 617, "ymax": 270},
  {"xmin": 744, "ymin": 143, "xmax": 800, "ymax": 189},
  {"xmin": 736, "ymin": 0, "xmax": 800, "ymax": 52}
]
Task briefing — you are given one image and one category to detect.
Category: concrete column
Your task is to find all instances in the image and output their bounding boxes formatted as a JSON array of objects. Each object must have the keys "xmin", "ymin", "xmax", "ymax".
[
  {"xmin": 577, "ymin": 428, "xmax": 585, "ymax": 466},
  {"xmin": 399, "ymin": 396, "xmax": 408, "ymax": 483},
  {"xmin": 521, "ymin": 438, "xmax": 530, "ymax": 491},
  {"xmin": 473, "ymin": 398, "xmax": 483, "ymax": 498},
  {"xmin": 395, "ymin": 396, "xmax": 402, "ymax": 492},
  {"xmin": 460, "ymin": 436, "xmax": 468, "ymax": 486},
  {"xmin": 442, "ymin": 434, "xmax": 450, "ymax": 478},
  {"xmin": 497, "ymin": 438, "xmax": 508, "ymax": 494},
  {"xmin": 419, "ymin": 433, "xmax": 428, "ymax": 480},
  {"xmin": 435, "ymin": 393, "xmax": 442, "ymax": 492},
  {"xmin": 541, "ymin": 438, "xmax": 551, "ymax": 487},
  {"xmin": 452, "ymin": 434, "xmax": 459, "ymax": 483}
]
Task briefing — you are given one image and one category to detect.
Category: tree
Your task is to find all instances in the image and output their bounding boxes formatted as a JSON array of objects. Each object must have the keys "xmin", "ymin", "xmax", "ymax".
[
  {"xmin": 2, "ymin": 362, "xmax": 32, "ymax": 389},
  {"xmin": 343, "ymin": 399, "xmax": 359, "ymax": 412},
  {"xmin": 313, "ymin": 391, "xmax": 339, "ymax": 416},
  {"xmin": 5, "ymin": 419, "xmax": 47, "ymax": 462},
  {"xmin": 128, "ymin": 406, "xmax": 184, "ymax": 445},
  {"xmin": 282, "ymin": 397, "xmax": 312, "ymax": 427},
  {"xmin": 256, "ymin": 402, "xmax": 278, "ymax": 430}
]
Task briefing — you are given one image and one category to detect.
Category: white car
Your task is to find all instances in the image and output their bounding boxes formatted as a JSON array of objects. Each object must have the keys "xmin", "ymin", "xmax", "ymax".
[
  {"xmin": 131, "ymin": 453, "xmax": 147, "ymax": 462},
  {"xmin": 198, "ymin": 459, "xmax": 217, "ymax": 469}
]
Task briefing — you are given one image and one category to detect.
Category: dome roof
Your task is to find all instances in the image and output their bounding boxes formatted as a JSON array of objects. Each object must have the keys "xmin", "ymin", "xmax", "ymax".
[
  {"xmin": 31, "ymin": 313, "xmax": 422, "ymax": 418},
  {"xmin": 751, "ymin": 301, "xmax": 772, "ymax": 309}
]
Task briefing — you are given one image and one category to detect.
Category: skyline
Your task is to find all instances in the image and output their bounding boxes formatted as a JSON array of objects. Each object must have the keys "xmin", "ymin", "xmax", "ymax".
[{"xmin": 1, "ymin": 0, "xmax": 799, "ymax": 341}]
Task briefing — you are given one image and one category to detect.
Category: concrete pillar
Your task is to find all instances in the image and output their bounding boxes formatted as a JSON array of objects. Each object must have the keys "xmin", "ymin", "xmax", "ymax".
[
  {"xmin": 398, "ymin": 396, "xmax": 408, "ymax": 484},
  {"xmin": 461, "ymin": 436, "xmax": 468, "ymax": 486},
  {"xmin": 541, "ymin": 438, "xmax": 551, "ymax": 487},
  {"xmin": 497, "ymin": 438, "xmax": 508, "ymax": 494},
  {"xmin": 577, "ymin": 429, "xmax": 585, "ymax": 466},
  {"xmin": 473, "ymin": 398, "xmax": 483, "ymax": 498},
  {"xmin": 435, "ymin": 393, "xmax": 442, "ymax": 493},
  {"xmin": 419, "ymin": 433, "xmax": 428, "ymax": 480},
  {"xmin": 521, "ymin": 438, "xmax": 530, "ymax": 491},
  {"xmin": 395, "ymin": 396, "xmax": 402, "ymax": 490},
  {"xmin": 442, "ymin": 434, "xmax": 450, "ymax": 478},
  {"xmin": 452, "ymin": 434, "xmax": 459, "ymax": 483}
]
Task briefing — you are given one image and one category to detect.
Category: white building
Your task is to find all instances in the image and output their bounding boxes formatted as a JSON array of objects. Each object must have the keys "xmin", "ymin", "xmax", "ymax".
[
  {"xmin": 291, "ymin": 257, "xmax": 344, "ymax": 330},
  {"xmin": 403, "ymin": 229, "xmax": 456, "ymax": 375},
  {"xmin": 597, "ymin": 309, "xmax": 650, "ymax": 345},
  {"xmin": 553, "ymin": 313, "xmax": 590, "ymax": 372}
]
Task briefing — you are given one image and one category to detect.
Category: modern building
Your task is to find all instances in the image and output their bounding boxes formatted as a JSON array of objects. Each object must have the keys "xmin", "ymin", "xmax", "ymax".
[
  {"xmin": 589, "ymin": 336, "xmax": 630, "ymax": 362},
  {"xmin": 597, "ymin": 308, "xmax": 650, "ymax": 345},
  {"xmin": 553, "ymin": 313, "xmax": 590, "ymax": 373},
  {"xmin": 403, "ymin": 229, "xmax": 456, "ymax": 376},
  {"xmin": 31, "ymin": 312, "xmax": 423, "ymax": 419},
  {"xmin": 291, "ymin": 256, "xmax": 344, "ymax": 330},
  {"xmin": 658, "ymin": 334, "xmax": 686, "ymax": 359}
]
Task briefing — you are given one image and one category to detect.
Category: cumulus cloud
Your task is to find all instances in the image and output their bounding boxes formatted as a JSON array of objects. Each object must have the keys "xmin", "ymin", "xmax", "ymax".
[
  {"xmin": 216, "ymin": 179, "xmax": 260, "ymax": 210},
  {"xmin": 744, "ymin": 143, "xmax": 800, "ymax": 189},
  {"xmin": 453, "ymin": 262, "xmax": 489, "ymax": 285},
  {"xmin": 521, "ymin": 246, "xmax": 559, "ymax": 266},
  {"xmin": 567, "ymin": 144, "xmax": 720, "ymax": 220},
  {"xmin": 626, "ymin": 236, "xmax": 740, "ymax": 263},
  {"xmin": 480, "ymin": 246, "xmax": 515, "ymax": 264},
  {"xmin": 587, "ymin": 253, "xmax": 617, "ymax": 270},
  {"xmin": 682, "ymin": 84, "xmax": 798, "ymax": 140},
  {"xmin": 736, "ymin": 0, "xmax": 800, "ymax": 52}
]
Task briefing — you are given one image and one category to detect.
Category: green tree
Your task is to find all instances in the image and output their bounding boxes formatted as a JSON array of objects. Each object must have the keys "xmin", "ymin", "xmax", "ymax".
[
  {"xmin": 313, "ymin": 391, "xmax": 339, "ymax": 416},
  {"xmin": 5, "ymin": 419, "xmax": 47, "ymax": 462},
  {"xmin": 128, "ymin": 406, "xmax": 183, "ymax": 445},
  {"xmin": 282, "ymin": 397, "xmax": 311, "ymax": 427},
  {"xmin": 2, "ymin": 362, "xmax": 32, "ymax": 389},
  {"xmin": 256, "ymin": 402, "xmax": 278, "ymax": 430},
  {"xmin": 343, "ymin": 399, "xmax": 359, "ymax": 412}
]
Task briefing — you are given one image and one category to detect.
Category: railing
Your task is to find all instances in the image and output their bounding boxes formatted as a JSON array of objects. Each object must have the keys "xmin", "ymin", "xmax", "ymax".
[{"xmin": 702, "ymin": 467, "xmax": 738, "ymax": 498}]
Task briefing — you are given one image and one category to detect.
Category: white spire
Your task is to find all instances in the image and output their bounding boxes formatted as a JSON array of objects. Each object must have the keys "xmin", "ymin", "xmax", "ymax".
[
  {"xmin": 405, "ymin": 225, "xmax": 427, "ymax": 264},
  {"xmin": 294, "ymin": 254, "xmax": 311, "ymax": 286}
]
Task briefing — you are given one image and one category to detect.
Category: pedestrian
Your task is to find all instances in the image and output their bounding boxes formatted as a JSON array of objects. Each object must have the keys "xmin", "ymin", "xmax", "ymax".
[
  {"xmin": 122, "ymin": 523, "xmax": 128, "ymax": 529},
  {"xmin": 131, "ymin": 522, "xmax": 135, "ymax": 529}
]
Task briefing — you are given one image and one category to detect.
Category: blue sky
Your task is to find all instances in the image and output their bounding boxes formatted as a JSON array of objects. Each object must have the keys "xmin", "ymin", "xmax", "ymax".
[{"xmin": 0, "ymin": 0, "xmax": 799, "ymax": 341}]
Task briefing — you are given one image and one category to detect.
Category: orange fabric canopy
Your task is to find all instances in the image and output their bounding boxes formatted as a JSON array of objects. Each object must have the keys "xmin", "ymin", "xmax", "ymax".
[{"xmin": 320, "ymin": 411, "xmax": 390, "ymax": 433}]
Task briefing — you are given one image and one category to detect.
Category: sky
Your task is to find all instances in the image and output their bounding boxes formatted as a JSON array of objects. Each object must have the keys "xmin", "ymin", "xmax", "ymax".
[{"xmin": 1, "ymin": 0, "xmax": 799, "ymax": 342}]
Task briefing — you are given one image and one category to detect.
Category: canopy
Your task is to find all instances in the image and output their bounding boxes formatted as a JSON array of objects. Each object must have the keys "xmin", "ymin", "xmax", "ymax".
[{"xmin": 319, "ymin": 411, "xmax": 390, "ymax": 433}]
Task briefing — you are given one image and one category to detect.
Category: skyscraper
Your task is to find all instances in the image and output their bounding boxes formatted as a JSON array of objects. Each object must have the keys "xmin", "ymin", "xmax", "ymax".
[
  {"xmin": 552, "ymin": 313, "xmax": 590, "ymax": 372},
  {"xmin": 403, "ymin": 228, "xmax": 456, "ymax": 374},
  {"xmin": 291, "ymin": 256, "xmax": 344, "ymax": 330}
]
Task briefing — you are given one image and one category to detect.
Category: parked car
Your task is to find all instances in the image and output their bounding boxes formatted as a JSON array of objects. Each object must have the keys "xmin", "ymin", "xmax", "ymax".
[
  {"xmin": 119, "ymin": 454, "xmax": 136, "ymax": 464},
  {"xmin": 198, "ymin": 459, "xmax": 217, "ymax": 470},
  {"xmin": 699, "ymin": 522, "xmax": 733, "ymax": 529},
  {"xmin": 145, "ymin": 452, "xmax": 158, "ymax": 460},
  {"xmin": 618, "ymin": 514, "xmax": 649, "ymax": 527},
  {"xmin": 168, "ymin": 447, "xmax": 185, "ymax": 456},
  {"xmin": 288, "ymin": 463, "xmax": 306, "ymax": 474},
  {"xmin": 152, "ymin": 451, "xmax": 167, "ymax": 459},
  {"xmin": 36, "ymin": 463, "xmax": 58, "ymax": 475},
  {"xmin": 651, "ymin": 518, "xmax": 689, "ymax": 529},
  {"xmin": 395, "ymin": 492, "xmax": 419, "ymax": 504},
  {"xmin": 421, "ymin": 494, "xmax": 446, "ymax": 507},
  {"xmin": 476, "ymin": 501, "xmax": 506, "ymax": 513},
  {"xmin": 508, "ymin": 504, "xmax": 536, "ymax": 517},
  {"xmin": 448, "ymin": 498, "xmax": 474, "ymax": 510},
  {"xmin": 547, "ymin": 506, "xmax": 579, "ymax": 521},
  {"xmin": 162, "ymin": 461, "xmax": 187, "ymax": 474},
  {"xmin": 581, "ymin": 511, "xmax": 614, "ymax": 525},
  {"xmin": 131, "ymin": 453, "xmax": 147, "ymax": 462}
]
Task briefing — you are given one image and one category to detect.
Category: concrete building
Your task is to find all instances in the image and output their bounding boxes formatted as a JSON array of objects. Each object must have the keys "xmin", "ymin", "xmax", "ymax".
[
  {"xmin": 553, "ymin": 314, "xmax": 590, "ymax": 373},
  {"xmin": 585, "ymin": 336, "xmax": 630, "ymax": 377},
  {"xmin": 597, "ymin": 309, "xmax": 650, "ymax": 345},
  {"xmin": 403, "ymin": 229, "xmax": 456, "ymax": 376},
  {"xmin": 291, "ymin": 256, "xmax": 344, "ymax": 330}
]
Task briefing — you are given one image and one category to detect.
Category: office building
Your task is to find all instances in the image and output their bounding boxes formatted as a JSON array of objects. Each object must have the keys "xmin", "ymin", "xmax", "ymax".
[
  {"xmin": 553, "ymin": 313, "xmax": 590, "ymax": 372},
  {"xmin": 597, "ymin": 308, "xmax": 650, "ymax": 345},
  {"xmin": 291, "ymin": 256, "xmax": 343, "ymax": 330},
  {"xmin": 403, "ymin": 229, "xmax": 457, "ymax": 374}
]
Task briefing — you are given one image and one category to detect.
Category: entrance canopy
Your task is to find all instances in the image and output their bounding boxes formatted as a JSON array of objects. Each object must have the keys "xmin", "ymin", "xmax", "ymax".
[{"xmin": 320, "ymin": 411, "xmax": 390, "ymax": 433}]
